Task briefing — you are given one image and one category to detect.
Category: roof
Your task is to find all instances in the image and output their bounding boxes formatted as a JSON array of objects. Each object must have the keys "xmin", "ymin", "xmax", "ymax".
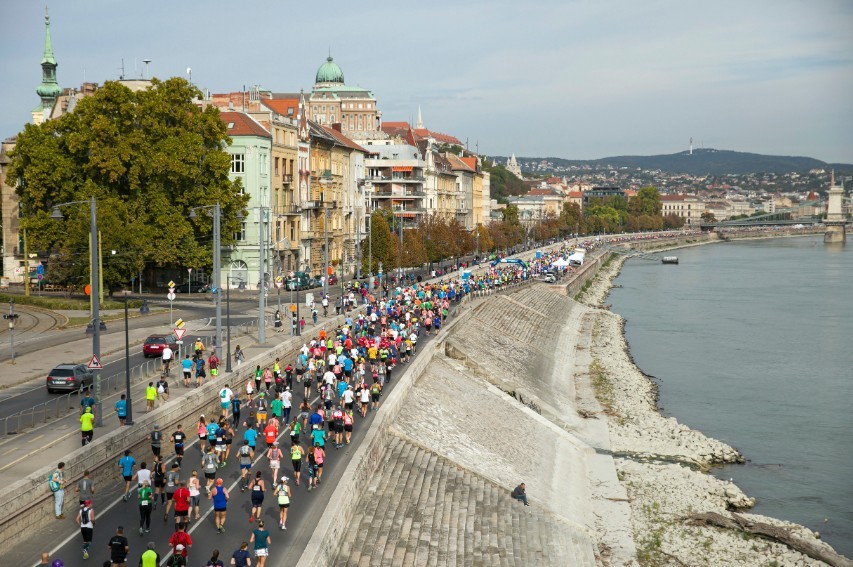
[
  {"xmin": 315, "ymin": 56, "xmax": 344, "ymax": 85},
  {"xmin": 261, "ymin": 98, "xmax": 299, "ymax": 118},
  {"xmin": 446, "ymin": 153, "xmax": 475, "ymax": 173},
  {"xmin": 220, "ymin": 111, "xmax": 270, "ymax": 139},
  {"xmin": 460, "ymin": 157, "xmax": 478, "ymax": 171},
  {"xmin": 660, "ymin": 194, "xmax": 700, "ymax": 201},
  {"xmin": 567, "ymin": 191, "xmax": 583, "ymax": 199},
  {"xmin": 322, "ymin": 126, "xmax": 368, "ymax": 154}
]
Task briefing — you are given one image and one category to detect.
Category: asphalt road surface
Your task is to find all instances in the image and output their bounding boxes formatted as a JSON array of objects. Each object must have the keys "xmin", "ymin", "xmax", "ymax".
[{"xmin": 22, "ymin": 323, "xmax": 441, "ymax": 567}]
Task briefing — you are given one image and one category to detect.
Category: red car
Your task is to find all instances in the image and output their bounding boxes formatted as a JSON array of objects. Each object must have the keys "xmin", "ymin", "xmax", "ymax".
[{"xmin": 143, "ymin": 334, "xmax": 176, "ymax": 357}]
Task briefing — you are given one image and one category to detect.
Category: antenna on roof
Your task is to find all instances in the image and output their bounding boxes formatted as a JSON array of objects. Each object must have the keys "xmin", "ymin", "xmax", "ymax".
[
  {"xmin": 689, "ymin": 137, "xmax": 693, "ymax": 155},
  {"xmin": 142, "ymin": 59, "xmax": 151, "ymax": 80},
  {"xmin": 186, "ymin": 67, "xmax": 192, "ymax": 85},
  {"xmin": 120, "ymin": 58, "xmax": 125, "ymax": 80}
]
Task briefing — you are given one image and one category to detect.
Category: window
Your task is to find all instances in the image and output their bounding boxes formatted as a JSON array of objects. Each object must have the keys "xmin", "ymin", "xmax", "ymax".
[
  {"xmin": 231, "ymin": 153, "xmax": 245, "ymax": 173},
  {"xmin": 358, "ymin": 103, "xmax": 363, "ymax": 109},
  {"xmin": 235, "ymin": 222, "xmax": 246, "ymax": 241},
  {"xmin": 275, "ymin": 157, "xmax": 279, "ymax": 176}
]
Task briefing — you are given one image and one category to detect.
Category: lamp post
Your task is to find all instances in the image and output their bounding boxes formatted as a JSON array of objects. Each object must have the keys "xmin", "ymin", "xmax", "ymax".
[
  {"xmin": 123, "ymin": 290, "xmax": 133, "ymax": 425},
  {"xmin": 251, "ymin": 206, "xmax": 269, "ymax": 344},
  {"xmin": 189, "ymin": 203, "xmax": 227, "ymax": 356},
  {"xmin": 225, "ymin": 276, "xmax": 232, "ymax": 373},
  {"xmin": 51, "ymin": 197, "xmax": 103, "ymax": 426}
]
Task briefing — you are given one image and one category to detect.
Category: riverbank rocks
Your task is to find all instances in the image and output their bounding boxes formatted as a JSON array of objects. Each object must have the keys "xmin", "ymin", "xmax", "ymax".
[{"xmin": 584, "ymin": 247, "xmax": 846, "ymax": 566}]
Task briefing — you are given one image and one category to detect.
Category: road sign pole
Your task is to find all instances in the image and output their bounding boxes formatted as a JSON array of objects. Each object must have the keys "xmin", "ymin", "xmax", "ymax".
[{"xmin": 7, "ymin": 300, "xmax": 15, "ymax": 363}]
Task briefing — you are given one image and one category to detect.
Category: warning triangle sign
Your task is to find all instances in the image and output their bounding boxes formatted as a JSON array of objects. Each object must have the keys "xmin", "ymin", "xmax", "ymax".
[
  {"xmin": 174, "ymin": 328, "xmax": 187, "ymax": 341},
  {"xmin": 87, "ymin": 354, "xmax": 103, "ymax": 369}
]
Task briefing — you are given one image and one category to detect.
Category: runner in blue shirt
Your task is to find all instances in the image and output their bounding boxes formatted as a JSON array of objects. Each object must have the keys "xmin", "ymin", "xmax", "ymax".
[
  {"xmin": 243, "ymin": 427, "xmax": 258, "ymax": 451},
  {"xmin": 114, "ymin": 394, "xmax": 127, "ymax": 426},
  {"xmin": 118, "ymin": 449, "xmax": 136, "ymax": 501},
  {"xmin": 181, "ymin": 355, "xmax": 193, "ymax": 387}
]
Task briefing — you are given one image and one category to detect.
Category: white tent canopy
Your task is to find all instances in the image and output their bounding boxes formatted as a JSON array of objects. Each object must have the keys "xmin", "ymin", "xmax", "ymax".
[{"xmin": 551, "ymin": 257, "xmax": 570, "ymax": 267}]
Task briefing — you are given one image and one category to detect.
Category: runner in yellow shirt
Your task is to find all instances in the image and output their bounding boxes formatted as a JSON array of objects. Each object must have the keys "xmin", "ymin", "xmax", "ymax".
[
  {"xmin": 145, "ymin": 382, "xmax": 157, "ymax": 412},
  {"xmin": 80, "ymin": 406, "xmax": 95, "ymax": 446}
]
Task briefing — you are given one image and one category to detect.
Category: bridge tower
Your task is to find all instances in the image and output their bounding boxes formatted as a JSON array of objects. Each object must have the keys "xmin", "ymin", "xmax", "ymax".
[{"xmin": 824, "ymin": 171, "xmax": 846, "ymax": 243}]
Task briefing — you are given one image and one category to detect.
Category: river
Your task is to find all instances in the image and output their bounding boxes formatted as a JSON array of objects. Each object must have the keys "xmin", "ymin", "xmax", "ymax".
[{"xmin": 607, "ymin": 235, "xmax": 853, "ymax": 557}]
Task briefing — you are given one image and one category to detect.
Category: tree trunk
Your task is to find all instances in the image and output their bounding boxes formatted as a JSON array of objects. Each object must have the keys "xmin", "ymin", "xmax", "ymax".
[{"xmin": 684, "ymin": 512, "xmax": 852, "ymax": 567}]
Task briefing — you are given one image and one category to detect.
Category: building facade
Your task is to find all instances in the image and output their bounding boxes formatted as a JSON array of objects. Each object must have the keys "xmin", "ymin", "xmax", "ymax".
[
  {"xmin": 660, "ymin": 194, "xmax": 705, "ymax": 227},
  {"xmin": 308, "ymin": 57, "xmax": 380, "ymax": 135}
]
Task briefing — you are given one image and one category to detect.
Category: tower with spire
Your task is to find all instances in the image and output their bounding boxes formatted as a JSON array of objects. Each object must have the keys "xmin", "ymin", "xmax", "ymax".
[
  {"xmin": 33, "ymin": 7, "xmax": 62, "ymax": 124},
  {"xmin": 416, "ymin": 105, "xmax": 424, "ymax": 130},
  {"xmin": 506, "ymin": 153, "xmax": 523, "ymax": 178}
]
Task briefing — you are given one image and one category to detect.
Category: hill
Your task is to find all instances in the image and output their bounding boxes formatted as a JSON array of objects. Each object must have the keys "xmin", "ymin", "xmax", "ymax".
[{"xmin": 494, "ymin": 149, "xmax": 853, "ymax": 176}]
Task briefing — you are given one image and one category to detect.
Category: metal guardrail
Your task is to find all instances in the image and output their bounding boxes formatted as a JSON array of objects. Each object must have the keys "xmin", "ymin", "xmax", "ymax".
[{"xmin": 2, "ymin": 336, "xmax": 215, "ymax": 436}]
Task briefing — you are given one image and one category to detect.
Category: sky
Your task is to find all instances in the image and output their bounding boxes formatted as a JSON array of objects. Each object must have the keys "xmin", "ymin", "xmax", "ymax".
[{"xmin": 1, "ymin": 0, "xmax": 852, "ymax": 163}]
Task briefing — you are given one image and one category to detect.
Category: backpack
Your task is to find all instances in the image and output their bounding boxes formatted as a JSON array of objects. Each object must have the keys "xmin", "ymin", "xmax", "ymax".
[
  {"xmin": 239, "ymin": 445, "xmax": 251, "ymax": 458},
  {"xmin": 48, "ymin": 471, "xmax": 60, "ymax": 492},
  {"xmin": 80, "ymin": 507, "xmax": 90, "ymax": 524}
]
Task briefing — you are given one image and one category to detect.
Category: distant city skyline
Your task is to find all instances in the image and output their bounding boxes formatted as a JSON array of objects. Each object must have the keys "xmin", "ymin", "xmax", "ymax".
[{"xmin": 1, "ymin": 0, "xmax": 851, "ymax": 163}]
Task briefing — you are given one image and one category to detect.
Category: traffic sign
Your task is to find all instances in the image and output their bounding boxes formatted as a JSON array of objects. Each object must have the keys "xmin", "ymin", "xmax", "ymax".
[
  {"xmin": 168, "ymin": 280, "xmax": 176, "ymax": 289},
  {"xmin": 87, "ymin": 355, "xmax": 103, "ymax": 369},
  {"xmin": 175, "ymin": 318, "xmax": 185, "ymax": 329},
  {"xmin": 275, "ymin": 275, "xmax": 283, "ymax": 283},
  {"xmin": 169, "ymin": 287, "xmax": 175, "ymax": 293},
  {"xmin": 174, "ymin": 328, "xmax": 187, "ymax": 341},
  {"xmin": 37, "ymin": 274, "xmax": 44, "ymax": 281},
  {"xmin": 167, "ymin": 292, "xmax": 176, "ymax": 301},
  {"xmin": 84, "ymin": 284, "xmax": 92, "ymax": 296},
  {"xmin": 37, "ymin": 264, "xmax": 44, "ymax": 275}
]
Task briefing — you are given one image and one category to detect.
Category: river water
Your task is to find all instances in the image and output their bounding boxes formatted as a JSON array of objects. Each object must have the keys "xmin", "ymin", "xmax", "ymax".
[{"xmin": 607, "ymin": 236, "xmax": 853, "ymax": 557}]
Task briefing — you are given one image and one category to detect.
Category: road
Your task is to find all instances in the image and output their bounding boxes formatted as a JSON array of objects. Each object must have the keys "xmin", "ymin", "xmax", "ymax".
[{"xmin": 17, "ymin": 304, "xmax": 450, "ymax": 567}]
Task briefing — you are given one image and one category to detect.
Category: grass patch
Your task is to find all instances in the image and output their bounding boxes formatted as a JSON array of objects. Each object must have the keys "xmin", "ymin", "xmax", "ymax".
[
  {"xmin": 0, "ymin": 293, "xmax": 143, "ymax": 311},
  {"xmin": 637, "ymin": 501, "xmax": 671, "ymax": 566},
  {"xmin": 590, "ymin": 358, "xmax": 614, "ymax": 411}
]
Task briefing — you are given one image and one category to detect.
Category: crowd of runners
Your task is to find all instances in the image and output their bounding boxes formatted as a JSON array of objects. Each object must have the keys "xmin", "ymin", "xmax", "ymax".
[{"xmin": 44, "ymin": 255, "xmax": 546, "ymax": 567}]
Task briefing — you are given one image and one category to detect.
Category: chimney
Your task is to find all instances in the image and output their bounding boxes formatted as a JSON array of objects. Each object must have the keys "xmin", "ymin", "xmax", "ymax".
[{"xmin": 332, "ymin": 123, "xmax": 342, "ymax": 132}]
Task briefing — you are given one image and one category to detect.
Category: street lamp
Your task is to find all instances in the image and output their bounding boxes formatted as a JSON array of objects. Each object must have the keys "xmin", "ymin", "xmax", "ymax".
[
  {"xmin": 122, "ymin": 290, "xmax": 133, "ymax": 425},
  {"xmin": 188, "ymin": 203, "xmax": 236, "ymax": 355},
  {"xmin": 51, "ymin": 197, "xmax": 104, "ymax": 426}
]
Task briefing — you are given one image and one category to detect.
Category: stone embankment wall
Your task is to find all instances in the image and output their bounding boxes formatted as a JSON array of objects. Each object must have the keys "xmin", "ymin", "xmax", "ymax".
[{"xmin": 0, "ymin": 308, "xmax": 360, "ymax": 549}]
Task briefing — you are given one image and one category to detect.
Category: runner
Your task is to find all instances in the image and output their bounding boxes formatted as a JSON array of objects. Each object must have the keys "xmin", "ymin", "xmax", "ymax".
[
  {"xmin": 196, "ymin": 415, "xmax": 208, "ymax": 455},
  {"xmin": 75, "ymin": 499, "xmax": 94, "ymax": 559},
  {"xmin": 115, "ymin": 394, "xmax": 128, "ymax": 426},
  {"xmin": 118, "ymin": 450, "xmax": 136, "ymax": 502},
  {"xmin": 137, "ymin": 480, "xmax": 153, "ymax": 535},
  {"xmin": 358, "ymin": 382, "xmax": 370, "ymax": 417},
  {"xmin": 188, "ymin": 470, "xmax": 202, "ymax": 521},
  {"xmin": 150, "ymin": 424, "xmax": 162, "ymax": 458},
  {"xmin": 332, "ymin": 405, "xmax": 345, "ymax": 448},
  {"xmin": 206, "ymin": 549, "xmax": 225, "ymax": 567},
  {"xmin": 208, "ymin": 479, "xmax": 229, "ymax": 533},
  {"xmin": 163, "ymin": 463, "xmax": 180, "ymax": 521},
  {"xmin": 289, "ymin": 417, "xmax": 301, "ymax": 447},
  {"xmin": 196, "ymin": 355, "xmax": 207, "ymax": 387},
  {"xmin": 248, "ymin": 471, "xmax": 265, "ymax": 523},
  {"xmin": 253, "ymin": 365, "xmax": 262, "ymax": 393},
  {"xmin": 290, "ymin": 441, "xmax": 304, "ymax": 486},
  {"xmin": 370, "ymin": 379, "xmax": 382, "ymax": 411},
  {"xmin": 263, "ymin": 421, "xmax": 277, "ymax": 451},
  {"xmin": 107, "ymin": 526, "xmax": 129, "ymax": 567},
  {"xmin": 231, "ymin": 393, "xmax": 242, "ymax": 428},
  {"xmin": 173, "ymin": 480, "xmax": 191, "ymax": 528},
  {"xmin": 238, "ymin": 440, "xmax": 254, "ymax": 491},
  {"xmin": 201, "ymin": 448, "xmax": 218, "ymax": 494},
  {"xmin": 79, "ymin": 388, "xmax": 96, "ymax": 416},
  {"xmin": 171, "ymin": 425, "xmax": 186, "ymax": 468},
  {"xmin": 219, "ymin": 384, "xmax": 234, "ymax": 420},
  {"xmin": 245, "ymin": 378, "xmax": 254, "ymax": 405},
  {"xmin": 273, "ymin": 476, "xmax": 291, "ymax": 530},
  {"xmin": 343, "ymin": 410, "xmax": 354, "ymax": 445},
  {"xmin": 249, "ymin": 520, "xmax": 270, "ymax": 567},
  {"xmin": 313, "ymin": 443, "xmax": 326, "ymax": 484},
  {"xmin": 140, "ymin": 542, "xmax": 159, "ymax": 567},
  {"xmin": 76, "ymin": 469, "xmax": 95, "ymax": 506},
  {"xmin": 266, "ymin": 441, "xmax": 282, "ymax": 487},
  {"xmin": 223, "ymin": 420, "xmax": 235, "ymax": 462},
  {"xmin": 255, "ymin": 393, "xmax": 268, "ymax": 429},
  {"xmin": 231, "ymin": 542, "xmax": 251, "ymax": 567},
  {"xmin": 168, "ymin": 523, "xmax": 192, "ymax": 561},
  {"xmin": 80, "ymin": 406, "xmax": 94, "ymax": 446},
  {"xmin": 209, "ymin": 350, "xmax": 220, "ymax": 378}
]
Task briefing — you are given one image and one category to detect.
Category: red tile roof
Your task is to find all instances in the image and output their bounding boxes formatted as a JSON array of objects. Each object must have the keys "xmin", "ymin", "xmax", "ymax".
[
  {"xmin": 220, "ymin": 111, "xmax": 270, "ymax": 138},
  {"xmin": 446, "ymin": 153, "xmax": 475, "ymax": 172},
  {"xmin": 460, "ymin": 157, "xmax": 477, "ymax": 171},
  {"xmin": 567, "ymin": 191, "xmax": 583, "ymax": 199},
  {"xmin": 322, "ymin": 126, "xmax": 368, "ymax": 153},
  {"xmin": 262, "ymin": 98, "xmax": 299, "ymax": 118}
]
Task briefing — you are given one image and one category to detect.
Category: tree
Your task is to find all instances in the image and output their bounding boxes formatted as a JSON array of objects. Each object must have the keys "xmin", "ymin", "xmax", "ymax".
[
  {"xmin": 361, "ymin": 210, "xmax": 395, "ymax": 275},
  {"xmin": 481, "ymin": 161, "xmax": 526, "ymax": 203},
  {"xmin": 559, "ymin": 202, "xmax": 585, "ymax": 235},
  {"xmin": 701, "ymin": 211, "xmax": 717, "ymax": 223},
  {"xmin": 628, "ymin": 186, "xmax": 662, "ymax": 217},
  {"xmin": 8, "ymin": 78, "xmax": 248, "ymax": 290},
  {"xmin": 663, "ymin": 214, "xmax": 685, "ymax": 229}
]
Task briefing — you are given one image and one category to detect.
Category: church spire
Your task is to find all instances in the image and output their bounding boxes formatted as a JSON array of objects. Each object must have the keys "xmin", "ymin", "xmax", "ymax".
[
  {"xmin": 416, "ymin": 105, "xmax": 423, "ymax": 130},
  {"xmin": 36, "ymin": 6, "xmax": 62, "ymax": 118}
]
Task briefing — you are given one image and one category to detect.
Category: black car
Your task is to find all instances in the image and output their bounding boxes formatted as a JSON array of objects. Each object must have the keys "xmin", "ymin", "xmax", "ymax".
[
  {"xmin": 174, "ymin": 282, "xmax": 210, "ymax": 293},
  {"xmin": 46, "ymin": 364, "xmax": 95, "ymax": 393}
]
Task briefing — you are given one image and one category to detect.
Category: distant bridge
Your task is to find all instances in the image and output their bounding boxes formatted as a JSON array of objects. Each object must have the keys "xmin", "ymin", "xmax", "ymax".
[{"xmin": 700, "ymin": 208, "xmax": 827, "ymax": 229}]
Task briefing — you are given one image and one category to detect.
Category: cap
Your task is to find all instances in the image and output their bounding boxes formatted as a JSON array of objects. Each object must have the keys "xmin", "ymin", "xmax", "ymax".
[
  {"xmin": 147, "ymin": 542, "xmax": 156, "ymax": 550},
  {"xmin": 176, "ymin": 544, "xmax": 185, "ymax": 551},
  {"xmin": 273, "ymin": 441, "xmax": 279, "ymax": 446},
  {"xmin": 281, "ymin": 476, "xmax": 289, "ymax": 482},
  {"xmin": 153, "ymin": 424, "xmax": 159, "ymax": 430},
  {"xmin": 85, "ymin": 406, "xmax": 92, "ymax": 413},
  {"xmin": 83, "ymin": 499, "xmax": 92, "ymax": 506}
]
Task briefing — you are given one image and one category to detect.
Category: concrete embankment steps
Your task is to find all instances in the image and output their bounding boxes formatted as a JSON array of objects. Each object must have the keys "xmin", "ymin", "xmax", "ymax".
[{"xmin": 334, "ymin": 433, "xmax": 596, "ymax": 567}]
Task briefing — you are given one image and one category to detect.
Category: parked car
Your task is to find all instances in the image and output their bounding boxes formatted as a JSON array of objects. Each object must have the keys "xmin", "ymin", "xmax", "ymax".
[
  {"xmin": 46, "ymin": 364, "xmax": 94, "ymax": 393},
  {"xmin": 174, "ymin": 282, "xmax": 210, "ymax": 293},
  {"xmin": 143, "ymin": 334, "xmax": 177, "ymax": 357},
  {"xmin": 327, "ymin": 274, "xmax": 338, "ymax": 285}
]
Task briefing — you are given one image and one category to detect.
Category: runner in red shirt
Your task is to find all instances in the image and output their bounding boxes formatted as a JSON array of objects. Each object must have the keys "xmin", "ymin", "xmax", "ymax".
[
  {"xmin": 172, "ymin": 481, "xmax": 191, "ymax": 527},
  {"xmin": 263, "ymin": 422, "xmax": 277, "ymax": 449},
  {"xmin": 169, "ymin": 522, "xmax": 192, "ymax": 559}
]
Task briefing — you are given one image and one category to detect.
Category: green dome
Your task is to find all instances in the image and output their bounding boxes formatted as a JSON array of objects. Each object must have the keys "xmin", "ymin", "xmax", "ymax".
[{"xmin": 315, "ymin": 56, "xmax": 344, "ymax": 85}]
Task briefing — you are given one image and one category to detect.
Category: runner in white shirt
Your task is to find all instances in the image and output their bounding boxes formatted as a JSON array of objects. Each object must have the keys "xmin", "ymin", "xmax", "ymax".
[
  {"xmin": 327, "ymin": 352, "xmax": 337, "ymax": 367},
  {"xmin": 219, "ymin": 385, "xmax": 234, "ymax": 419}
]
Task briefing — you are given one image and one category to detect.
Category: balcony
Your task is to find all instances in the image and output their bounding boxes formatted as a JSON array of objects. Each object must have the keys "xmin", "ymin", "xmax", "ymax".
[
  {"xmin": 275, "ymin": 239, "xmax": 299, "ymax": 250},
  {"xmin": 311, "ymin": 169, "xmax": 332, "ymax": 181},
  {"xmin": 282, "ymin": 174, "xmax": 293, "ymax": 184},
  {"xmin": 371, "ymin": 190, "xmax": 425, "ymax": 199},
  {"xmin": 302, "ymin": 201, "xmax": 321, "ymax": 210},
  {"xmin": 275, "ymin": 204, "xmax": 302, "ymax": 215},
  {"xmin": 300, "ymin": 230, "xmax": 315, "ymax": 240}
]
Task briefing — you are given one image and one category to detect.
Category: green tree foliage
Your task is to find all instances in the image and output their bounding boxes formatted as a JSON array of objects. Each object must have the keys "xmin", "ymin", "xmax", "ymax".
[
  {"xmin": 8, "ymin": 78, "xmax": 248, "ymax": 290},
  {"xmin": 559, "ymin": 202, "xmax": 585, "ymax": 234},
  {"xmin": 481, "ymin": 161, "xmax": 526, "ymax": 203},
  {"xmin": 628, "ymin": 187, "xmax": 662, "ymax": 216},
  {"xmin": 361, "ymin": 210, "xmax": 396, "ymax": 275}
]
